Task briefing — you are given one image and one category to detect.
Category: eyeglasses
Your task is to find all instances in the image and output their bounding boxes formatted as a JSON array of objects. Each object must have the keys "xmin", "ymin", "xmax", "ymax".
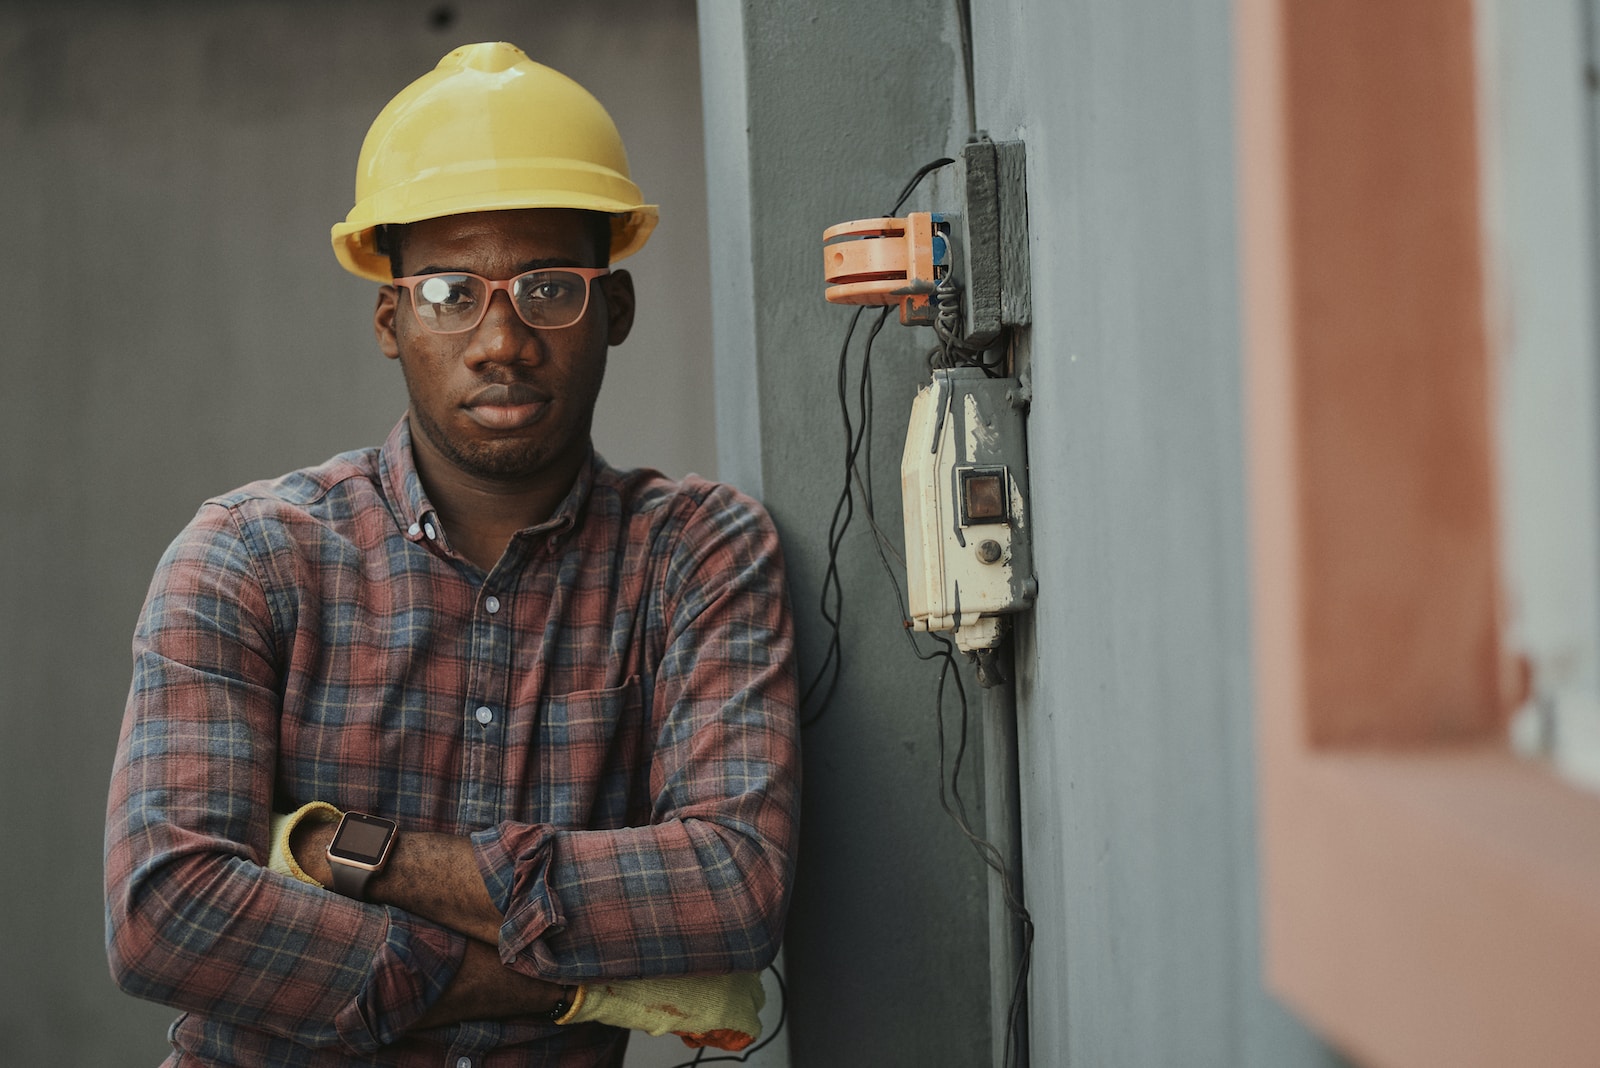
[{"xmin": 392, "ymin": 267, "xmax": 611, "ymax": 334}]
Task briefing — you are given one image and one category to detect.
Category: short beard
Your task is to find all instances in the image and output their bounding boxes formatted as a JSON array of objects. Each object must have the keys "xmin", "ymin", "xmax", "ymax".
[{"xmin": 407, "ymin": 401, "xmax": 558, "ymax": 482}]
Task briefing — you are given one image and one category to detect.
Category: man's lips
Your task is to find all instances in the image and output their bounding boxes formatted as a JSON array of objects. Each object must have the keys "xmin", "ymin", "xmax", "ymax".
[{"xmin": 462, "ymin": 383, "xmax": 550, "ymax": 431}]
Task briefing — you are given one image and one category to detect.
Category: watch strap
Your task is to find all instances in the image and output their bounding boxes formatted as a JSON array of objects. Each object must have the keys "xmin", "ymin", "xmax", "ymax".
[{"xmin": 329, "ymin": 858, "xmax": 377, "ymax": 901}]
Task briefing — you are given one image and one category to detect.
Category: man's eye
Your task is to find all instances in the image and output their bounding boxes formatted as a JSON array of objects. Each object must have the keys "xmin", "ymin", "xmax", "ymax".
[
  {"xmin": 418, "ymin": 276, "xmax": 476, "ymax": 306},
  {"xmin": 526, "ymin": 280, "xmax": 574, "ymax": 302}
]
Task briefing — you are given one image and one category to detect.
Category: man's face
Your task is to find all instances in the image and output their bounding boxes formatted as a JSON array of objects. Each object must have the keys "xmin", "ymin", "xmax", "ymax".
[{"xmin": 374, "ymin": 208, "xmax": 634, "ymax": 490}]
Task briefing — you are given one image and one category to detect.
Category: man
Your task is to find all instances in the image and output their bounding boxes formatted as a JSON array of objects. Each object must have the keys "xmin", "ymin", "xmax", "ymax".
[{"xmin": 104, "ymin": 42, "xmax": 799, "ymax": 1067}]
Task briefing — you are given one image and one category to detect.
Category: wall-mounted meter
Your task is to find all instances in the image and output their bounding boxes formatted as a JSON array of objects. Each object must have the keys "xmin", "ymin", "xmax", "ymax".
[{"xmin": 901, "ymin": 368, "xmax": 1036, "ymax": 652}]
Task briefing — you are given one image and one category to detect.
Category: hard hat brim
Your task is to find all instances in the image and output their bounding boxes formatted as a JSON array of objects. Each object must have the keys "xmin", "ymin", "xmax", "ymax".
[{"xmin": 331, "ymin": 203, "xmax": 659, "ymax": 283}]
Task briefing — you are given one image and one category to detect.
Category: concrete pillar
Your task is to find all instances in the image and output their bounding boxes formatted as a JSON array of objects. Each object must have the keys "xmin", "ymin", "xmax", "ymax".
[{"xmin": 700, "ymin": 3, "xmax": 996, "ymax": 1063}]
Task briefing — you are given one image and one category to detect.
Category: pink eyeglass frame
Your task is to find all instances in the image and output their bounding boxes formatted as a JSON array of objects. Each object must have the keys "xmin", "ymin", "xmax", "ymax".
[{"xmin": 392, "ymin": 267, "xmax": 611, "ymax": 333}]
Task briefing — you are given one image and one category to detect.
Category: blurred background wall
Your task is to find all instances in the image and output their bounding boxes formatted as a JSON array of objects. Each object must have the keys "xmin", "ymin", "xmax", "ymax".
[{"xmin": 0, "ymin": 2, "xmax": 718, "ymax": 1064}]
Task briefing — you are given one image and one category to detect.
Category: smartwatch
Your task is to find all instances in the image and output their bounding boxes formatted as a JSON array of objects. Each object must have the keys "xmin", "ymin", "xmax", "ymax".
[{"xmin": 325, "ymin": 811, "xmax": 398, "ymax": 901}]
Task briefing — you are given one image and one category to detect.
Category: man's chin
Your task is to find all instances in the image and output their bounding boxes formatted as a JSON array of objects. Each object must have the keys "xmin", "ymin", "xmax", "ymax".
[
  {"xmin": 450, "ymin": 442, "xmax": 553, "ymax": 481},
  {"xmin": 410, "ymin": 409, "xmax": 584, "ymax": 485}
]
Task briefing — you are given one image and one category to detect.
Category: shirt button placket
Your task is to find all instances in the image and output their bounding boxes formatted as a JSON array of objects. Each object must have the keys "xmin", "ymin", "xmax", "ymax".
[
  {"xmin": 461, "ymin": 583, "xmax": 508, "ymax": 826},
  {"xmin": 476, "ymin": 594, "xmax": 501, "ymax": 728}
]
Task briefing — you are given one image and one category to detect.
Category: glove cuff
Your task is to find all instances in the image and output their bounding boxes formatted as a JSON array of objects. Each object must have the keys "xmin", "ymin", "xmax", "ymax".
[
  {"xmin": 553, "ymin": 983, "xmax": 587, "ymax": 1026},
  {"xmin": 269, "ymin": 801, "xmax": 343, "ymax": 886}
]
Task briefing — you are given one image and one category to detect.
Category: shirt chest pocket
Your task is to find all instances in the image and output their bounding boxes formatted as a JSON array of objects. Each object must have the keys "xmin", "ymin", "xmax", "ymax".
[{"xmin": 533, "ymin": 676, "xmax": 646, "ymax": 830}]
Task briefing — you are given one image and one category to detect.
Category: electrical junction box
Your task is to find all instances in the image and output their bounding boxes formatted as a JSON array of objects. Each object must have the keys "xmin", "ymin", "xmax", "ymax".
[
  {"xmin": 822, "ymin": 139, "xmax": 1031, "ymax": 348},
  {"xmin": 901, "ymin": 367, "xmax": 1036, "ymax": 652}
]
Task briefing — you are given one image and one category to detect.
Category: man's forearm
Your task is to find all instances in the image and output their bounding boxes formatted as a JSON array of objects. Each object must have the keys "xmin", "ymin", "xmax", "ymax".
[
  {"xmin": 413, "ymin": 939, "xmax": 569, "ymax": 1029},
  {"xmin": 290, "ymin": 820, "xmax": 570, "ymax": 1028},
  {"xmin": 292, "ymin": 819, "xmax": 505, "ymax": 944}
]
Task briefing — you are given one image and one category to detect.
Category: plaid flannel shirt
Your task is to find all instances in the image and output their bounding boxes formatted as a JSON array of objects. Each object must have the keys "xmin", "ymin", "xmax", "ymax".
[{"xmin": 104, "ymin": 418, "xmax": 800, "ymax": 1067}]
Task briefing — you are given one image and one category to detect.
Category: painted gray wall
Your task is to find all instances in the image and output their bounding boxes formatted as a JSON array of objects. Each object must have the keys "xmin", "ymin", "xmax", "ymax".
[
  {"xmin": 697, "ymin": 3, "xmax": 998, "ymax": 1064},
  {"xmin": 0, "ymin": 3, "xmax": 717, "ymax": 1066},
  {"xmin": 966, "ymin": 2, "xmax": 1344, "ymax": 1062},
  {"xmin": 702, "ymin": 0, "xmax": 1352, "ymax": 1064}
]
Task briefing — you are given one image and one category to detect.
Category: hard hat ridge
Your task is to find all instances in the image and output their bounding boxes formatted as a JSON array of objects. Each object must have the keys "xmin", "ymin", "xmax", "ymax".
[{"xmin": 331, "ymin": 42, "xmax": 658, "ymax": 282}]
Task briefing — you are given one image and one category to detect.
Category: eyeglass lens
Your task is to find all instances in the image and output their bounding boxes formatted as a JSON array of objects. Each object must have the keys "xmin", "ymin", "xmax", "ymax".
[{"xmin": 410, "ymin": 269, "xmax": 595, "ymax": 333}]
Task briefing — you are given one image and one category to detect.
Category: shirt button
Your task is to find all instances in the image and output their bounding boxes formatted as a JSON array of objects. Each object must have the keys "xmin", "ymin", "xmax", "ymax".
[
  {"xmin": 456, "ymin": 1058, "xmax": 472, "ymax": 1068},
  {"xmin": 423, "ymin": 521, "xmax": 438, "ymax": 540},
  {"xmin": 407, "ymin": 523, "xmax": 421, "ymax": 537},
  {"xmin": 484, "ymin": 595, "xmax": 501, "ymax": 614},
  {"xmin": 475, "ymin": 706, "xmax": 494, "ymax": 725}
]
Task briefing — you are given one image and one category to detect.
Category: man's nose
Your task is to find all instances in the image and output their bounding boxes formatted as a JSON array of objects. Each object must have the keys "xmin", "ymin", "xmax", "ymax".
[{"xmin": 468, "ymin": 290, "xmax": 540, "ymax": 366}]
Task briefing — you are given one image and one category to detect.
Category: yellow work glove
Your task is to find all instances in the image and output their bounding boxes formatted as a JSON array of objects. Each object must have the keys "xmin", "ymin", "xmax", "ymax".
[
  {"xmin": 267, "ymin": 801, "xmax": 343, "ymax": 886},
  {"xmin": 557, "ymin": 971, "xmax": 766, "ymax": 1051}
]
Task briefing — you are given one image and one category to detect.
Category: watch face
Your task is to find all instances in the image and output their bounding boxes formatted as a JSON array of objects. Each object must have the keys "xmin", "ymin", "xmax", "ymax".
[{"xmin": 329, "ymin": 813, "xmax": 396, "ymax": 866}]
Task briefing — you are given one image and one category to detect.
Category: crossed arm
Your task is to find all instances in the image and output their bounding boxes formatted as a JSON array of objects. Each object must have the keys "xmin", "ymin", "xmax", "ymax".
[
  {"xmin": 284, "ymin": 818, "xmax": 566, "ymax": 1027},
  {"xmin": 274, "ymin": 812, "xmax": 768, "ymax": 1046}
]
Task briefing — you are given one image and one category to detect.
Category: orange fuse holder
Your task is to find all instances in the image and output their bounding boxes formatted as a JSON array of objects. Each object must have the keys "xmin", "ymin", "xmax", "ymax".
[{"xmin": 823, "ymin": 212, "xmax": 951, "ymax": 326}]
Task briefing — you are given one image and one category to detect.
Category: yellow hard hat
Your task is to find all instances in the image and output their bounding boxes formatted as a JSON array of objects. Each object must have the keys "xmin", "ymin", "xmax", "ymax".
[{"xmin": 331, "ymin": 42, "xmax": 658, "ymax": 281}]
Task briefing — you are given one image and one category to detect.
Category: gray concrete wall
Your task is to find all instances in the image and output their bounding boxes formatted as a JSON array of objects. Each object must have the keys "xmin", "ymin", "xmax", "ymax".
[
  {"xmin": 965, "ymin": 1, "xmax": 1343, "ymax": 1061},
  {"xmin": 0, "ymin": 3, "xmax": 715, "ymax": 1065},
  {"xmin": 702, "ymin": 0, "xmax": 1352, "ymax": 1064},
  {"xmin": 698, "ymin": 3, "xmax": 997, "ymax": 1064}
]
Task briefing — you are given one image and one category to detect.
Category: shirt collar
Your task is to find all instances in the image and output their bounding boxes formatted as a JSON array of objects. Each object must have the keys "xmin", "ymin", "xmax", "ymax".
[
  {"xmin": 379, "ymin": 417, "xmax": 434, "ymax": 542},
  {"xmin": 533, "ymin": 446, "xmax": 596, "ymax": 548}
]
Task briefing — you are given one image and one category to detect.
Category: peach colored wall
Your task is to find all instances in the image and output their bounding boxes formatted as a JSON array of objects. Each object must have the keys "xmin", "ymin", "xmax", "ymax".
[{"xmin": 1239, "ymin": 0, "xmax": 1600, "ymax": 1064}]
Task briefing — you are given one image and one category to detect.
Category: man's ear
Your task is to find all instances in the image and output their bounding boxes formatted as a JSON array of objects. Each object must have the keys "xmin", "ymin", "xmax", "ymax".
[
  {"xmin": 375, "ymin": 286, "xmax": 400, "ymax": 359},
  {"xmin": 601, "ymin": 270, "xmax": 636, "ymax": 346}
]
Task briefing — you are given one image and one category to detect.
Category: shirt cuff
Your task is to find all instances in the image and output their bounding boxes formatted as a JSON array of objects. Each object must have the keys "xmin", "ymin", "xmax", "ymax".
[
  {"xmin": 471, "ymin": 822, "xmax": 568, "ymax": 973},
  {"xmin": 333, "ymin": 909, "xmax": 467, "ymax": 1052}
]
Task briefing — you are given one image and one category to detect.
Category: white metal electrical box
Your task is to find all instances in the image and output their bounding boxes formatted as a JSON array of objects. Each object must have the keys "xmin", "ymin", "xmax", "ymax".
[{"xmin": 901, "ymin": 368, "xmax": 1036, "ymax": 652}]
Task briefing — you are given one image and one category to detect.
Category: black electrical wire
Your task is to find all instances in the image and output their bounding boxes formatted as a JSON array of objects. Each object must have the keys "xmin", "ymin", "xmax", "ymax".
[
  {"xmin": 796, "ymin": 307, "xmax": 864, "ymax": 727},
  {"xmin": 799, "ymin": 306, "xmax": 896, "ymax": 728},
  {"xmin": 927, "ymin": 633, "xmax": 1034, "ymax": 1068},
  {"xmin": 888, "ymin": 157, "xmax": 955, "ymax": 217},
  {"xmin": 799, "ymin": 157, "xmax": 953, "ymax": 729},
  {"xmin": 844, "ymin": 536, "xmax": 1037, "ymax": 1068}
]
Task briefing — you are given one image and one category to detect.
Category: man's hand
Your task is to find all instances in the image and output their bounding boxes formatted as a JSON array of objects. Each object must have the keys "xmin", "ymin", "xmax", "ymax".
[{"xmin": 412, "ymin": 939, "xmax": 570, "ymax": 1030}]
